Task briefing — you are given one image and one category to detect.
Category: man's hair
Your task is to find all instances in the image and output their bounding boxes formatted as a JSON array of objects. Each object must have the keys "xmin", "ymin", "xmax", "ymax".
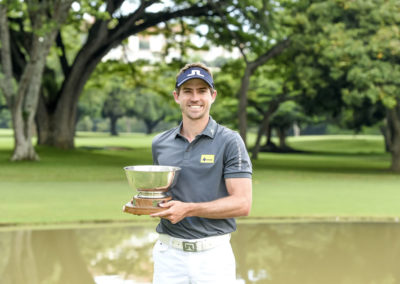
[{"xmin": 175, "ymin": 62, "xmax": 214, "ymax": 93}]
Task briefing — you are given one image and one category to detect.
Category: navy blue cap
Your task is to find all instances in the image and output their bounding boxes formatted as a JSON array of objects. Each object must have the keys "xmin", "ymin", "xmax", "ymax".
[{"xmin": 176, "ymin": 67, "xmax": 214, "ymax": 89}]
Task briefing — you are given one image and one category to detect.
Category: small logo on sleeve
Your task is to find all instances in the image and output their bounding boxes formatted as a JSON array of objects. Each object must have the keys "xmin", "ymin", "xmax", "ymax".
[{"xmin": 200, "ymin": 154, "xmax": 215, "ymax": 163}]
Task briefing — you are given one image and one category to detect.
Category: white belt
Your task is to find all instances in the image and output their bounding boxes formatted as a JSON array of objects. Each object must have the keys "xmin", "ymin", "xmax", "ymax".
[{"xmin": 158, "ymin": 233, "xmax": 231, "ymax": 252}]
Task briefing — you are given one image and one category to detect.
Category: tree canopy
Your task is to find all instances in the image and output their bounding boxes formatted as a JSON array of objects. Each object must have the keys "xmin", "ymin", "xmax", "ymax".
[
  {"xmin": 289, "ymin": 0, "xmax": 400, "ymax": 171},
  {"xmin": 1, "ymin": 0, "xmax": 400, "ymax": 172}
]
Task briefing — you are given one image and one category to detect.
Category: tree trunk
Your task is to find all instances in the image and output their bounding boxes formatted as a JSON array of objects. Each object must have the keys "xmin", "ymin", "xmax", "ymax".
[
  {"xmin": 237, "ymin": 67, "xmax": 251, "ymax": 145},
  {"xmin": 252, "ymin": 113, "xmax": 270, "ymax": 159},
  {"xmin": 277, "ymin": 127, "xmax": 287, "ymax": 149},
  {"xmin": 36, "ymin": 105, "xmax": 75, "ymax": 149},
  {"xmin": 387, "ymin": 104, "xmax": 400, "ymax": 172},
  {"xmin": 110, "ymin": 116, "xmax": 119, "ymax": 136},
  {"xmin": 379, "ymin": 124, "xmax": 391, "ymax": 153},
  {"xmin": 252, "ymin": 100, "xmax": 281, "ymax": 159},
  {"xmin": 391, "ymin": 144, "xmax": 400, "ymax": 172},
  {"xmin": 144, "ymin": 120, "xmax": 154, "ymax": 135},
  {"xmin": 37, "ymin": 46, "xmax": 100, "ymax": 148},
  {"xmin": 11, "ymin": 128, "xmax": 38, "ymax": 161},
  {"xmin": 260, "ymin": 127, "xmax": 280, "ymax": 152},
  {"xmin": 266, "ymin": 126, "xmax": 273, "ymax": 145},
  {"xmin": 144, "ymin": 114, "xmax": 166, "ymax": 134},
  {"xmin": 0, "ymin": 1, "xmax": 72, "ymax": 159},
  {"xmin": 236, "ymin": 39, "xmax": 291, "ymax": 146},
  {"xmin": 36, "ymin": 94, "xmax": 51, "ymax": 145},
  {"xmin": 1, "ymin": 5, "xmax": 38, "ymax": 161},
  {"xmin": 10, "ymin": 37, "xmax": 53, "ymax": 161}
]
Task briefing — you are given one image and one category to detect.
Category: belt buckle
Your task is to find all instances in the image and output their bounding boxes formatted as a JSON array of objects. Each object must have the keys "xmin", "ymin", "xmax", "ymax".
[{"xmin": 182, "ymin": 241, "xmax": 197, "ymax": 252}]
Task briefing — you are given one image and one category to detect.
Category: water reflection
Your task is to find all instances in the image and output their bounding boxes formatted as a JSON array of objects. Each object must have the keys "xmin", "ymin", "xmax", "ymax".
[
  {"xmin": 0, "ymin": 222, "xmax": 399, "ymax": 284},
  {"xmin": 0, "ymin": 229, "xmax": 95, "ymax": 284},
  {"xmin": 233, "ymin": 223, "xmax": 400, "ymax": 283}
]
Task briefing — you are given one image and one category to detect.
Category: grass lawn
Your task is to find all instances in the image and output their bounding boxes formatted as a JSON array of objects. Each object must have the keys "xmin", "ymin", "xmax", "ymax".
[{"xmin": 1, "ymin": 129, "xmax": 400, "ymax": 226}]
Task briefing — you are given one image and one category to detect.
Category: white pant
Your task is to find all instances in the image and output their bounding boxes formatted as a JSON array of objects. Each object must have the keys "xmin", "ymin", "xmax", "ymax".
[{"xmin": 152, "ymin": 237, "xmax": 236, "ymax": 284}]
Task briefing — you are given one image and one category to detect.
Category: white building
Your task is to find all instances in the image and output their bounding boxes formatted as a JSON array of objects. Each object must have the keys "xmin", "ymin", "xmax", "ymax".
[{"xmin": 103, "ymin": 32, "xmax": 240, "ymax": 63}]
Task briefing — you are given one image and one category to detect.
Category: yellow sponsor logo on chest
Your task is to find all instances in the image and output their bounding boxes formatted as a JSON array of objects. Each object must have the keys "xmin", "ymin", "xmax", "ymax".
[{"xmin": 200, "ymin": 154, "xmax": 215, "ymax": 163}]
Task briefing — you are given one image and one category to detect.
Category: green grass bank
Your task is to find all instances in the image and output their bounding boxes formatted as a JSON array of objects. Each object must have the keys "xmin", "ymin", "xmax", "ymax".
[{"xmin": 1, "ymin": 129, "xmax": 400, "ymax": 227}]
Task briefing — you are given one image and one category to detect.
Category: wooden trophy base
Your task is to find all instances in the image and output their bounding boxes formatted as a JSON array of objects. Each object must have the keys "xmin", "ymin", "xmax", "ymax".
[{"xmin": 123, "ymin": 196, "xmax": 172, "ymax": 215}]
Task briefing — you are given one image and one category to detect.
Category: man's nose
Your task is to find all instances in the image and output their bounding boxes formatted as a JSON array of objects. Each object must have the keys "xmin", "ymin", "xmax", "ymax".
[{"xmin": 190, "ymin": 91, "xmax": 200, "ymax": 100}]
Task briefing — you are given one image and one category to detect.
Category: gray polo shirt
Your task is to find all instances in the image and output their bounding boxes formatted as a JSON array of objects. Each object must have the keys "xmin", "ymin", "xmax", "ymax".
[{"xmin": 152, "ymin": 117, "xmax": 252, "ymax": 239}]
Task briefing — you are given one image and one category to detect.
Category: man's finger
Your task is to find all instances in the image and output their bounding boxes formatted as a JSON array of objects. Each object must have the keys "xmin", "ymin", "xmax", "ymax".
[
  {"xmin": 150, "ymin": 210, "xmax": 167, "ymax": 217},
  {"xmin": 150, "ymin": 205, "xmax": 172, "ymax": 217},
  {"xmin": 159, "ymin": 200, "xmax": 175, "ymax": 208}
]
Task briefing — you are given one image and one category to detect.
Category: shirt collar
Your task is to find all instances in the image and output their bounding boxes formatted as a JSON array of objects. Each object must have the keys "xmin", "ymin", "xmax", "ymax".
[
  {"xmin": 201, "ymin": 116, "xmax": 217, "ymax": 138},
  {"xmin": 174, "ymin": 116, "xmax": 217, "ymax": 139},
  {"xmin": 173, "ymin": 121, "xmax": 183, "ymax": 138}
]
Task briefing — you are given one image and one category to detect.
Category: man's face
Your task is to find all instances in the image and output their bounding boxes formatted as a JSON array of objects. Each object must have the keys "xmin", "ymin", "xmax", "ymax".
[{"xmin": 174, "ymin": 79, "xmax": 217, "ymax": 121}]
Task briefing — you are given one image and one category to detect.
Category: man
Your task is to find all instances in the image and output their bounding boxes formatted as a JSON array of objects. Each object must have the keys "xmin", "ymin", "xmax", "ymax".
[{"xmin": 150, "ymin": 62, "xmax": 252, "ymax": 284}]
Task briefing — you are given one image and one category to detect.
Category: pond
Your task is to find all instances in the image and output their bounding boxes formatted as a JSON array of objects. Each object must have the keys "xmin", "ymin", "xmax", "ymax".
[{"xmin": 1, "ymin": 222, "xmax": 399, "ymax": 284}]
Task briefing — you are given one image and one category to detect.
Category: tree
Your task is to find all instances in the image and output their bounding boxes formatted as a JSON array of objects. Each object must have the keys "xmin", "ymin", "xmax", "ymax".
[
  {"xmin": 0, "ymin": 0, "xmax": 73, "ymax": 160},
  {"xmin": 210, "ymin": 59, "xmax": 244, "ymax": 129},
  {"xmin": 2, "ymin": 0, "xmax": 233, "ymax": 155},
  {"xmin": 248, "ymin": 61, "xmax": 299, "ymax": 159},
  {"xmin": 33, "ymin": 0, "xmax": 231, "ymax": 149},
  {"xmin": 291, "ymin": 0, "xmax": 400, "ymax": 171},
  {"xmin": 201, "ymin": 0, "xmax": 293, "ymax": 145},
  {"xmin": 101, "ymin": 86, "xmax": 128, "ymax": 136},
  {"xmin": 269, "ymin": 101, "xmax": 308, "ymax": 150},
  {"xmin": 128, "ymin": 89, "xmax": 177, "ymax": 134}
]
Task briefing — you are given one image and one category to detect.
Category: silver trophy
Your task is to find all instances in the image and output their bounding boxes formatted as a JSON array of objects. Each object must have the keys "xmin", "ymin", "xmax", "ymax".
[{"xmin": 123, "ymin": 165, "xmax": 181, "ymax": 215}]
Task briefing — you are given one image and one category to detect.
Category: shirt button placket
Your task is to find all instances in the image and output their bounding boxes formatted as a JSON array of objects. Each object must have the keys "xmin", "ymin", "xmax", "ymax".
[{"xmin": 183, "ymin": 144, "xmax": 191, "ymax": 160}]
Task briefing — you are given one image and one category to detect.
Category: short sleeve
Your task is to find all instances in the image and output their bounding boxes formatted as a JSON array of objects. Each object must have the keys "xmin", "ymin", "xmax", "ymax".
[{"xmin": 223, "ymin": 132, "xmax": 252, "ymax": 179}]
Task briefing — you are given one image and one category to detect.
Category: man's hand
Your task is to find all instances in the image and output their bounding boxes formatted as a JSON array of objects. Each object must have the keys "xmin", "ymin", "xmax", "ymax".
[
  {"xmin": 150, "ymin": 200, "xmax": 190, "ymax": 224},
  {"xmin": 150, "ymin": 178, "xmax": 252, "ymax": 222}
]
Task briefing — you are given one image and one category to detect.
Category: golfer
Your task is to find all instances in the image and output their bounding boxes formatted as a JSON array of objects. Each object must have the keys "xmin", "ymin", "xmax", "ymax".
[{"xmin": 150, "ymin": 62, "xmax": 252, "ymax": 284}]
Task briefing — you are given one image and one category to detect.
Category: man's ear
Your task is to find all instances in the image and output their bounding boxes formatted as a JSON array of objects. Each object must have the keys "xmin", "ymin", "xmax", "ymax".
[
  {"xmin": 211, "ymin": 90, "xmax": 217, "ymax": 103},
  {"xmin": 173, "ymin": 90, "xmax": 179, "ymax": 103}
]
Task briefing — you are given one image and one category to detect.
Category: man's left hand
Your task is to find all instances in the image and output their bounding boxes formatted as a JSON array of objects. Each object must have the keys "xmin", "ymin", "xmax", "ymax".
[{"xmin": 150, "ymin": 200, "xmax": 190, "ymax": 224}]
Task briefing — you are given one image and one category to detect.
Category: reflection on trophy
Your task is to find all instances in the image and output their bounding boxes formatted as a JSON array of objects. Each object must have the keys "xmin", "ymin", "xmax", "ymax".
[{"xmin": 123, "ymin": 165, "xmax": 181, "ymax": 215}]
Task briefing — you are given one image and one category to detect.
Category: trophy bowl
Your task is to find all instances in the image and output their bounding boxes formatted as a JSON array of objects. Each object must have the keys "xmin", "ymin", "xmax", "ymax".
[{"xmin": 123, "ymin": 165, "xmax": 181, "ymax": 215}]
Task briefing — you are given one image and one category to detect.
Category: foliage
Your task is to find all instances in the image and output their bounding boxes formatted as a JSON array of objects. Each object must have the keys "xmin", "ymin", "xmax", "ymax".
[
  {"xmin": 0, "ymin": 94, "xmax": 10, "ymax": 128},
  {"xmin": 0, "ymin": 109, "xmax": 11, "ymax": 128},
  {"xmin": 2, "ymin": 0, "xmax": 234, "ymax": 150},
  {"xmin": 290, "ymin": 0, "xmax": 400, "ymax": 117},
  {"xmin": 201, "ymin": 0, "xmax": 289, "ymax": 58},
  {"xmin": 78, "ymin": 60, "xmax": 181, "ymax": 134},
  {"xmin": 211, "ymin": 59, "xmax": 245, "ymax": 128},
  {"xmin": 128, "ymin": 89, "xmax": 178, "ymax": 134},
  {"xmin": 196, "ymin": 0, "xmax": 294, "ymax": 143},
  {"xmin": 288, "ymin": 0, "xmax": 400, "ymax": 170},
  {"xmin": 270, "ymin": 101, "xmax": 309, "ymax": 131}
]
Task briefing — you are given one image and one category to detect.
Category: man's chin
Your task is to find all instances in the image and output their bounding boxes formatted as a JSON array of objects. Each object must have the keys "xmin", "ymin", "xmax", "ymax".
[{"xmin": 185, "ymin": 113, "xmax": 206, "ymax": 120}]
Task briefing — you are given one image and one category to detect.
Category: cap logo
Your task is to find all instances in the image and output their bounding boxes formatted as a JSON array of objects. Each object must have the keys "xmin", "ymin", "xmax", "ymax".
[
  {"xmin": 176, "ymin": 67, "xmax": 214, "ymax": 88},
  {"xmin": 187, "ymin": 69, "xmax": 204, "ymax": 77}
]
